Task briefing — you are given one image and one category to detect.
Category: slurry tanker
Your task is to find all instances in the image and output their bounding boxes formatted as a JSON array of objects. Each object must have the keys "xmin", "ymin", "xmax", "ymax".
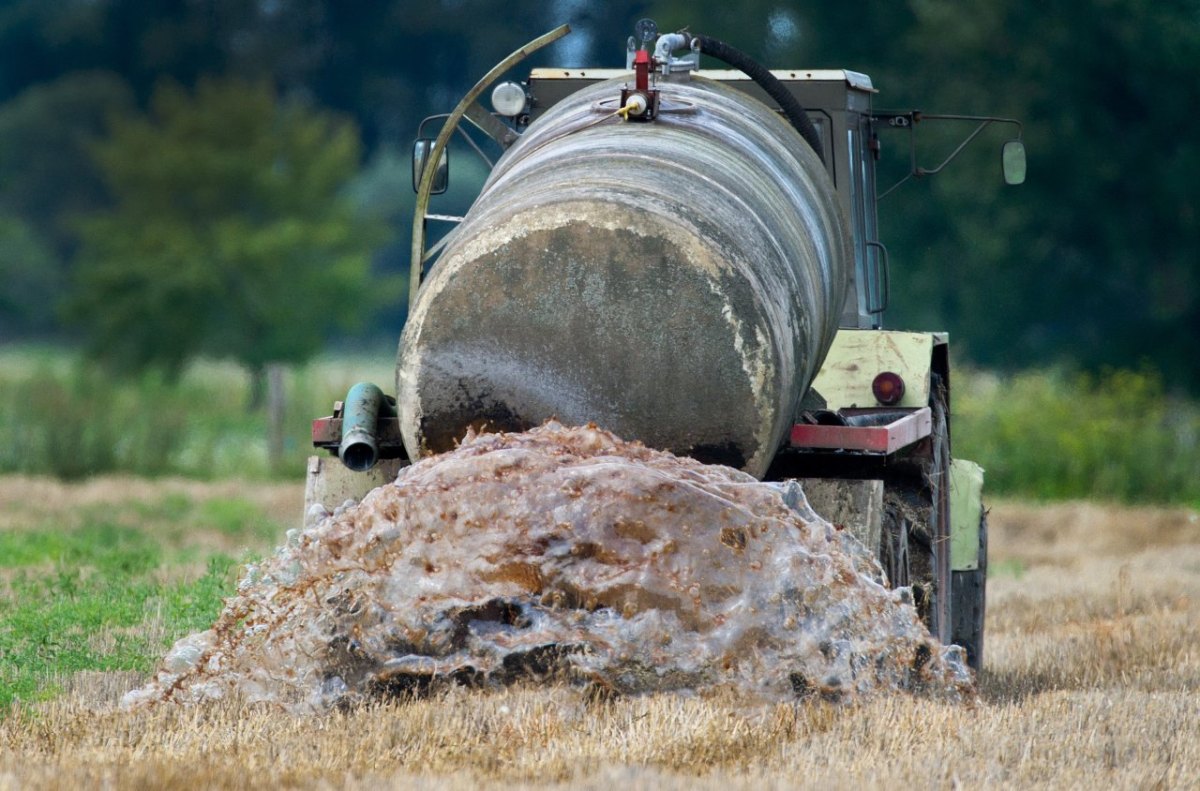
[{"xmin": 306, "ymin": 22, "xmax": 1027, "ymax": 672}]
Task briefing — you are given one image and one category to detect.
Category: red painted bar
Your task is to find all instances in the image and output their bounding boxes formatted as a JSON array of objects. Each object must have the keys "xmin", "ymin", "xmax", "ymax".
[{"xmin": 788, "ymin": 407, "xmax": 932, "ymax": 454}]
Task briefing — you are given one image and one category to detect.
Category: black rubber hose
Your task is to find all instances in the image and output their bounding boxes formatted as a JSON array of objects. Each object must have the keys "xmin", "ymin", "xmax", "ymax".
[{"xmin": 691, "ymin": 34, "xmax": 825, "ymax": 164}]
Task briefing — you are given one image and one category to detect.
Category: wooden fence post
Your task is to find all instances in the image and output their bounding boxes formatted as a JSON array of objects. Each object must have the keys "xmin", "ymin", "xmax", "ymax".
[{"xmin": 267, "ymin": 362, "xmax": 286, "ymax": 474}]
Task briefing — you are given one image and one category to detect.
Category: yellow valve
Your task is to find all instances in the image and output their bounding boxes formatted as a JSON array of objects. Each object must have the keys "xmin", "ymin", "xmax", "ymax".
[{"xmin": 617, "ymin": 93, "xmax": 649, "ymax": 121}]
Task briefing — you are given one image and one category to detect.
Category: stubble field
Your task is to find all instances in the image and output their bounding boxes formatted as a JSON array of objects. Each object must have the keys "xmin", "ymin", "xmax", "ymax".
[{"xmin": 1, "ymin": 476, "xmax": 1197, "ymax": 789}]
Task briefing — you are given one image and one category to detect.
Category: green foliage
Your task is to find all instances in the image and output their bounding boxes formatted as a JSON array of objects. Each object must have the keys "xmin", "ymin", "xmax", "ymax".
[
  {"xmin": 66, "ymin": 77, "xmax": 394, "ymax": 378},
  {"xmin": 0, "ymin": 492, "xmax": 282, "ymax": 709},
  {"xmin": 0, "ymin": 71, "xmax": 134, "ymax": 338},
  {"xmin": 0, "ymin": 362, "xmax": 177, "ymax": 480},
  {"xmin": 1, "ymin": 3, "xmax": 1194, "ymax": 386},
  {"xmin": 0, "ymin": 215, "xmax": 59, "ymax": 335},
  {"xmin": 956, "ymin": 368, "xmax": 1200, "ymax": 505},
  {"xmin": 0, "ymin": 70, "xmax": 133, "ymax": 251},
  {"xmin": 0, "ymin": 2, "xmax": 1195, "ymax": 387},
  {"xmin": 199, "ymin": 497, "xmax": 278, "ymax": 538},
  {"xmin": 0, "ymin": 345, "xmax": 395, "ymax": 480},
  {"xmin": 868, "ymin": 1, "xmax": 1200, "ymax": 386},
  {"xmin": 4, "ymin": 346, "xmax": 1198, "ymax": 508}
]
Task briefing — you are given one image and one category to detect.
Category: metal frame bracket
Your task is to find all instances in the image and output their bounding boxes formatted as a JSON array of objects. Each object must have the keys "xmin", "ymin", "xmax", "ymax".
[{"xmin": 409, "ymin": 24, "xmax": 571, "ymax": 311}]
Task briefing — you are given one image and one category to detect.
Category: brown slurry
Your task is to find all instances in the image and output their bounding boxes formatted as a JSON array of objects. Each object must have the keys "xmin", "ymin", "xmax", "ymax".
[{"xmin": 127, "ymin": 422, "xmax": 969, "ymax": 708}]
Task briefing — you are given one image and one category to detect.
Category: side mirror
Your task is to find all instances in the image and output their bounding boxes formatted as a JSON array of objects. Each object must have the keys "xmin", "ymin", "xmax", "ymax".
[
  {"xmin": 1002, "ymin": 140, "xmax": 1027, "ymax": 186},
  {"xmin": 412, "ymin": 139, "xmax": 449, "ymax": 195}
]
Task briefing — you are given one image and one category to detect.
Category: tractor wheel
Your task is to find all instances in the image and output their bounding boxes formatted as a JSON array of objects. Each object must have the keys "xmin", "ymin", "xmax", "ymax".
[
  {"xmin": 927, "ymin": 374, "xmax": 953, "ymax": 645},
  {"xmin": 880, "ymin": 508, "xmax": 910, "ymax": 589},
  {"xmin": 881, "ymin": 477, "xmax": 936, "ymax": 629},
  {"xmin": 951, "ymin": 505, "xmax": 988, "ymax": 673},
  {"xmin": 881, "ymin": 373, "xmax": 952, "ymax": 644}
]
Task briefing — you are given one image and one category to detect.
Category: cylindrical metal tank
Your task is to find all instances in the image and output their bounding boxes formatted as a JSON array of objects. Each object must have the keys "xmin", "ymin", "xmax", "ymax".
[{"xmin": 398, "ymin": 75, "xmax": 850, "ymax": 478}]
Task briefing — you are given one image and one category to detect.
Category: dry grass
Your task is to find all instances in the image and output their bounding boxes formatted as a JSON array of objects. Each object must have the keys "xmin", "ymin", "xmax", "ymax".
[
  {"xmin": 3, "ymin": 687, "xmax": 1196, "ymax": 789},
  {"xmin": 0, "ymin": 474, "xmax": 299, "ymax": 558},
  {"xmin": 0, "ymin": 474, "xmax": 299, "ymax": 532},
  {"xmin": 2, "ymin": 488, "xmax": 1199, "ymax": 789}
]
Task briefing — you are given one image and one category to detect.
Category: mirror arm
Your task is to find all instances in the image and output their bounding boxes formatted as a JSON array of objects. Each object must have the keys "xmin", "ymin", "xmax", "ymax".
[
  {"xmin": 916, "ymin": 119, "xmax": 993, "ymax": 177},
  {"xmin": 455, "ymin": 124, "xmax": 495, "ymax": 168},
  {"xmin": 916, "ymin": 114, "xmax": 1023, "ymax": 138},
  {"xmin": 423, "ymin": 227, "xmax": 459, "ymax": 264},
  {"xmin": 875, "ymin": 113, "xmax": 1023, "ymax": 201},
  {"xmin": 416, "ymin": 114, "xmax": 497, "ymax": 168},
  {"xmin": 877, "ymin": 171, "xmax": 913, "ymax": 202}
]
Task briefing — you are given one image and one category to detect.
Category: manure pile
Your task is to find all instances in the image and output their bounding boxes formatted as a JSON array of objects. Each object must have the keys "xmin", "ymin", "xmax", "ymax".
[{"xmin": 127, "ymin": 423, "xmax": 972, "ymax": 709}]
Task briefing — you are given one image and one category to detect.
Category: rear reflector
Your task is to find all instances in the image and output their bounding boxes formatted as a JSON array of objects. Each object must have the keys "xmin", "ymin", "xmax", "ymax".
[{"xmin": 872, "ymin": 371, "xmax": 906, "ymax": 405}]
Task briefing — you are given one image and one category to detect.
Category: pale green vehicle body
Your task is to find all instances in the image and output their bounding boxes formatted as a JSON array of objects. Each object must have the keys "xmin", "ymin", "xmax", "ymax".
[{"xmin": 812, "ymin": 329, "xmax": 986, "ymax": 574}]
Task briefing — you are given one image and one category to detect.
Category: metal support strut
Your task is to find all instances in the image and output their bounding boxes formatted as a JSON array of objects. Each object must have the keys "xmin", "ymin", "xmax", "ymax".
[{"xmin": 409, "ymin": 24, "xmax": 571, "ymax": 311}]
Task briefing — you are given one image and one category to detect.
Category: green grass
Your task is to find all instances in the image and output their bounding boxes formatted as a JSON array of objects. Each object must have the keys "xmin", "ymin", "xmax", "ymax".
[
  {"xmin": 988, "ymin": 558, "xmax": 1027, "ymax": 580},
  {"xmin": 0, "ymin": 490, "xmax": 284, "ymax": 709},
  {"xmin": 0, "ymin": 556, "xmax": 236, "ymax": 707},
  {"xmin": 955, "ymin": 367, "xmax": 1200, "ymax": 505},
  {"xmin": 0, "ymin": 344, "xmax": 395, "ymax": 480}
]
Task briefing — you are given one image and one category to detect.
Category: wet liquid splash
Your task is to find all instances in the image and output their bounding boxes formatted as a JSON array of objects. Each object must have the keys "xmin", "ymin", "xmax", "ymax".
[{"xmin": 126, "ymin": 423, "xmax": 973, "ymax": 709}]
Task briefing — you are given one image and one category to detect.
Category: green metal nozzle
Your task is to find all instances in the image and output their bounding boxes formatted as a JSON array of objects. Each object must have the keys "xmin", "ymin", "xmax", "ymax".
[{"xmin": 338, "ymin": 382, "xmax": 394, "ymax": 472}]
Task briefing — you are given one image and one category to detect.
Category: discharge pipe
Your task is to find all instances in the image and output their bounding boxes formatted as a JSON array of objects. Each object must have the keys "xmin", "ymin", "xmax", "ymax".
[{"xmin": 338, "ymin": 382, "xmax": 394, "ymax": 472}]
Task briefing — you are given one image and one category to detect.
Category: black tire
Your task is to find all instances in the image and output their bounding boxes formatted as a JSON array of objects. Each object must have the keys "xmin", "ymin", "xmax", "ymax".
[
  {"xmin": 951, "ymin": 505, "xmax": 988, "ymax": 673},
  {"xmin": 880, "ymin": 508, "xmax": 911, "ymax": 589},
  {"xmin": 927, "ymin": 375, "xmax": 953, "ymax": 644},
  {"xmin": 880, "ymin": 373, "xmax": 952, "ymax": 644}
]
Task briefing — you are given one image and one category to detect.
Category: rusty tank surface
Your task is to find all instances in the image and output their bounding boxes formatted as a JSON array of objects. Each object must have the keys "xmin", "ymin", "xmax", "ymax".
[{"xmin": 397, "ymin": 74, "xmax": 851, "ymax": 478}]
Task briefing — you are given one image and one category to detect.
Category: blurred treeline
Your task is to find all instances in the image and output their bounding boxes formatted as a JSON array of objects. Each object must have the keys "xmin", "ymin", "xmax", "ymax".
[
  {"xmin": 0, "ymin": 0, "xmax": 1196, "ymax": 385},
  {"xmin": 0, "ymin": 2, "xmax": 1198, "ymax": 500},
  {"xmin": 3, "ymin": 345, "xmax": 1197, "ymax": 506}
]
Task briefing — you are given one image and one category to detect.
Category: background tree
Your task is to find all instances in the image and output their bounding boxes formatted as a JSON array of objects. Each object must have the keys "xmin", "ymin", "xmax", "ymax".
[
  {"xmin": 0, "ymin": 215, "xmax": 59, "ymax": 337},
  {"xmin": 66, "ymin": 77, "xmax": 394, "ymax": 384},
  {"xmin": 0, "ymin": 1, "xmax": 1195, "ymax": 388},
  {"xmin": 872, "ymin": 0, "xmax": 1200, "ymax": 386},
  {"xmin": 0, "ymin": 71, "xmax": 134, "ymax": 337}
]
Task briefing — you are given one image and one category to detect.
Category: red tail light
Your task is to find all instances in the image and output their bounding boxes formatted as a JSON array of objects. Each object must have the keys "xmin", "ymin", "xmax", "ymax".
[{"xmin": 872, "ymin": 372, "xmax": 906, "ymax": 405}]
